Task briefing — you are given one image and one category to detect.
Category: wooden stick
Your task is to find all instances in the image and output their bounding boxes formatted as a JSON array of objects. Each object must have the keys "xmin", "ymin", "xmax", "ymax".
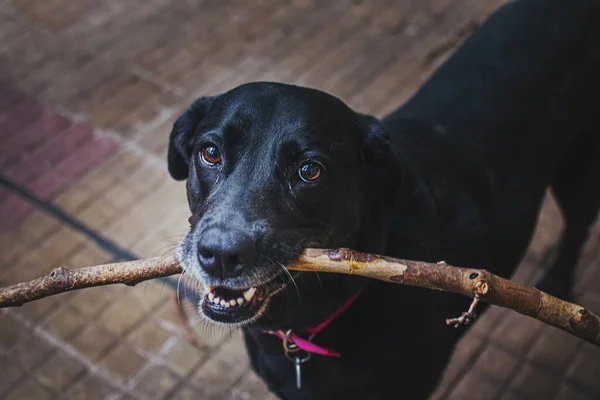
[
  {"xmin": 0, "ymin": 249, "xmax": 598, "ymax": 347},
  {"xmin": 0, "ymin": 255, "xmax": 181, "ymax": 308},
  {"xmin": 290, "ymin": 249, "xmax": 600, "ymax": 346}
]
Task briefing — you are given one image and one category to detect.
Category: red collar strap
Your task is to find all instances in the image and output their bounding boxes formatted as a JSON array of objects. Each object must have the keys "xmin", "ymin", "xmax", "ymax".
[{"xmin": 264, "ymin": 289, "xmax": 363, "ymax": 358}]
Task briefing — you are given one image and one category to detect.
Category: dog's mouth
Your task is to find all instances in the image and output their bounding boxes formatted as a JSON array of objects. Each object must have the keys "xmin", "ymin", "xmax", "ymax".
[{"xmin": 200, "ymin": 277, "xmax": 286, "ymax": 325}]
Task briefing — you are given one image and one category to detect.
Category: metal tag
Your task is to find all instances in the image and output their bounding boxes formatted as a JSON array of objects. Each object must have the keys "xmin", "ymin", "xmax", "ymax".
[{"xmin": 295, "ymin": 356, "xmax": 302, "ymax": 389}]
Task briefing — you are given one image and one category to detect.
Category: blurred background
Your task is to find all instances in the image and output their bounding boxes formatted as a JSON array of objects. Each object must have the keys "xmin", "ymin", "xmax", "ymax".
[{"xmin": 0, "ymin": 0, "xmax": 599, "ymax": 399}]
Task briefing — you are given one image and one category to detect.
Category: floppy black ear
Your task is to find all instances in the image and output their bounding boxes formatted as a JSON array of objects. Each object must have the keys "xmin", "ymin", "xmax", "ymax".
[
  {"xmin": 357, "ymin": 113, "xmax": 413, "ymax": 206},
  {"xmin": 168, "ymin": 96, "xmax": 216, "ymax": 180}
]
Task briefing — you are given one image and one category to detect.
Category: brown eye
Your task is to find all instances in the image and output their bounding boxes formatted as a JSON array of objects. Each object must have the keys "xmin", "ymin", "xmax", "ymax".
[
  {"xmin": 298, "ymin": 162, "xmax": 322, "ymax": 182},
  {"xmin": 200, "ymin": 144, "xmax": 221, "ymax": 165}
]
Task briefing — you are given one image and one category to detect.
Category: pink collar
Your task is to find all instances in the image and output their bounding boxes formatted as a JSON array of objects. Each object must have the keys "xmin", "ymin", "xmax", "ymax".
[{"xmin": 264, "ymin": 289, "xmax": 363, "ymax": 358}]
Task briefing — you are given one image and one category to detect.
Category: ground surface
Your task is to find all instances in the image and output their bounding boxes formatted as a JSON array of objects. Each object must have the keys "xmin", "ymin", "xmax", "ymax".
[{"xmin": 1, "ymin": 0, "xmax": 599, "ymax": 399}]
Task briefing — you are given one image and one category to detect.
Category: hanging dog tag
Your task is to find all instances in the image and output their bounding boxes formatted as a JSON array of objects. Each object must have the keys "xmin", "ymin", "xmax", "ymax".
[{"xmin": 295, "ymin": 356, "xmax": 302, "ymax": 389}]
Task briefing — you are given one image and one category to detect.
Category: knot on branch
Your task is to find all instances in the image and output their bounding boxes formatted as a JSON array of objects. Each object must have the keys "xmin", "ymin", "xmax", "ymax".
[
  {"xmin": 569, "ymin": 308, "xmax": 600, "ymax": 340},
  {"xmin": 474, "ymin": 280, "xmax": 489, "ymax": 296},
  {"xmin": 48, "ymin": 267, "xmax": 70, "ymax": 289}
]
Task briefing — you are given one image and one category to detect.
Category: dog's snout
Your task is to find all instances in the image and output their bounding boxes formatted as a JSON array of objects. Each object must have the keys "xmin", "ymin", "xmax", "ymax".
[{"xmin": 197, "ymin": 228, "xmax": 256, "ymax": 278}]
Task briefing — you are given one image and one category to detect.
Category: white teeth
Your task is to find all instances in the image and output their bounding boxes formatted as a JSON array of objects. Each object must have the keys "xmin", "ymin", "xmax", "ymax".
[
  {"xmin": 207, "ymin": 288, "xmax": 256, "ymax": 307},
  {"xmin": 243, "ymin": 287, "xmax": 257, "ymax": 302}
]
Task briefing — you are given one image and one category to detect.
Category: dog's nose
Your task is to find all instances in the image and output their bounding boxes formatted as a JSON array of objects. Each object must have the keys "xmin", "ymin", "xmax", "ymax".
[{"xmin": 197, "ymin": 228, "xmax": 255, "ymax": 278}]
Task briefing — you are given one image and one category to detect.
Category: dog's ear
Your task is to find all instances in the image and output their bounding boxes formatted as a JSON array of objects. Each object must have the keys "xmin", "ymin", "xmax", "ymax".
[
  {"xmin": 357, "ymin": 113, "xmax": 413, "ymax": 206},
  {"xmin": 168, "ymin": 96, "xmax": 216, "ymax": 180}
]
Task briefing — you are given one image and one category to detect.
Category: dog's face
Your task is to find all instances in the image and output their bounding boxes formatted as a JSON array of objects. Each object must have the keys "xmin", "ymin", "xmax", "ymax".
[{"xmin": 168, "ymin": 82, "xmax": 407, "ymax": 328}]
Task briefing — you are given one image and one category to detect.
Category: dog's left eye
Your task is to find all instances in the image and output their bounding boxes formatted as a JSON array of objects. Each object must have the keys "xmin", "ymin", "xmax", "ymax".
[
  {"xmin": 200, "ymin": 143, "xmax": 222, "ymax": 165},
  {"xmin": 298, "ymin": 162, "xmax": 322, "ymax": 182}
]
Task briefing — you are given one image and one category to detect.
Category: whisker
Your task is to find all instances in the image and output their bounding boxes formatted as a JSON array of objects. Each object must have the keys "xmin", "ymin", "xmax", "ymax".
[
  {"xmin": 314, "ymin": 272, "xmax": 324, "ymax": 294},
  {"xmin": 276, "ymin": 261, "xmax": 301, "ymax": 307},
  {"xmin": 176, "ymin": 270, "xmax": 186, "ymax": 305}
]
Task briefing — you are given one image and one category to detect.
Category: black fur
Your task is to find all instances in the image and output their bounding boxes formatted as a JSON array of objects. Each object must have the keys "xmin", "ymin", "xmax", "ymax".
[{"xmin": 167, "ymin": 0, "xmax": 600, "ymax": 398}]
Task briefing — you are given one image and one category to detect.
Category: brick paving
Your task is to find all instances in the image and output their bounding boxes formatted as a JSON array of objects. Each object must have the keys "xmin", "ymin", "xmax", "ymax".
[{"xmin": 0, "ymin": 0, "xmax": 599, "ymax": 399}]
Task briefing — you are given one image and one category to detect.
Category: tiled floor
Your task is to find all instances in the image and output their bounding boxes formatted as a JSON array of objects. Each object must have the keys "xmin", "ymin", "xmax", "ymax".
[{"xmin": 1, "ymin": 0, "xmax": 599, "ymax": 399}]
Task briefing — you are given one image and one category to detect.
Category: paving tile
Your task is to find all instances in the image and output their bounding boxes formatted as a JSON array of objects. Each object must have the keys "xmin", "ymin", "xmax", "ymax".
[
  {"xmin": 553, "ymin": 382, "xmax": 598, "ymax": 400},
  {"xmin": 0, "ymin": 14, "xmax": 29, "ymax": 52},
  {"xmin": 7, "ymin": 326, "xmax": 55, "ymax": 370},
  {"xmin": 153, "ymin": 301, "xmax": 188, "ymax": 333},
  {"xmin": 130, "ymin": 228, "xmax": 185, "ymax": 259},
  {"xmin": 84, "ymin": 69, "xmax": 166, "ymax": 132},
  {"xmin": 448, "ymin": 370, "xmax": 503, "ymax": 400},
  {"xmin": 114, "ymin": 91, "xmax": 181, "ymax": 138},
  {"xmin": 70, "ymin": 323, "xmax": 118, "ymax": 361},
  {"xmin": 53, "ymin": 184, "xmax": 96, "ymax": 213},
  {"xmin": 76, "ymin": 197, "xmax": 122, "ymax": 229},
  {"xmin": 1, "ymin": 226, "xmax": 89, "ymax": 284},
  {"xmin": 0, "ymin": 209, "xmax": 61, "ymax": 269},
  {"xmin": 134, "ymin": 365, "xmax": 181, "ymax": 398},
  {"xmin": 164, "ymin": 337, "xmax": 210, "ymax": 375},
  {"xmin": 0, "ymin": 311, "xmax": 22, "ymax": 351},
  {"xmin": 0, "ymin": 99, "xmax": 46, "ymax": 150},
  {"xmin": 42, "ymin": 305, "xmax": 88, "ymax": 341},
  {"xmin": 137, "ymin": 124, "xmax": 173, "ymax": 156},
  {"xmin": 496, "ymin": 389, "xmax": 528, "ymax": 400},
  {"xmin": 576, "ymin": 292, "xmax": 600, "ymax": 316},
  {"xmin": 565, "ymin": 343, "xmax": 600, "ymax": 394},
  {"xmin": 16, "ymin": 292, "xmax": 73, "ymax": 322},
  {"xmin": 169, "ymin": 385, "xmax": 210, "ymax": 400},
  {"xmin": 471, "ymin": 343, "xmax": 520, "ymax": 384},
  {"xmin": 526, "ymin": 325, "xmax": 582, "ymax": 374},
  {"xmin": 3, "ymin": 377, "xmax": 54, "ymax": 400},
  {"xmin": 489, "ymin": 313, "xmax": 546, "ymax": 356},
  {"xmin": 230, "ymin": 371, "xmax": 274, "ymax": 400},
  {"xmin": 0, "ymin": 190, "xmax": 34, "ymax": 236},
  {"xmin": 9, "ymin": 0, "xmax": 98, "ymax": 32},
  {"xmin": 35, "ymin": 351, "xmax": 86, "ymax": 393},
  {"xmin": 508, "ymin": 364, "xmax": 556, "ymax": 399},
  {"xmin": 0, "ymin": 110, "xmax": 71, "ymax": 169},
  {"xmin": 69, "ymin": 150, "xmax": 143, "ymax": 196},
  {"xmin": 64, "ymin": 374, "xmax": 120, "ymax": 400},
  {"xmin": 579, "ymin": 260, "xmax": 600, "ymax": 295},
  {"xmin": 97, "ymin": 298, "xmax": 145, "ymax": 337},
  {"xmin": 0, "ymin": 354, "xmax": 25, "ymax": 394},
  {"xmin": 66, "ymin": 243, "xmax": 113, "ymax": 267},
  {"xmin": 6, "ymin": 122, "xmax": 95, "ymax": 185},
  {"xmin": 98, "ymin": 342, "xmax": 147, "ymax": 381},
  {"xmin": 27, "ymin": 136, "xmax": 118, "ymax": 200},
  {"xmin": 470, "ymin": 306, "xmax": 509, "ymax": 337},
  {"xmin": 190, "ymin": 336, "xmax": 250, "ymax": 398},
  {"xmin": 70, "ymin": 287, "xmax": 117, "ymax": 317},
  {"xmin": 103, "ymin": 180, "xmax": 185, "ymax": 248},
  {"xmin": 437, "ymin": 333, "xmax": 485, "ymax": 389},
  {"xmin": 126, "ymin": 317, "xmax": 174, "ymax": 354}
]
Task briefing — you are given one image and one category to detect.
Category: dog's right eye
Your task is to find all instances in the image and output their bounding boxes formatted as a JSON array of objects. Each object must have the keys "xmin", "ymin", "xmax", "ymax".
[
  {"xmin": 298, "ymin": 162, "xmax": 323, "ymax": 182},
  {"xmin": 200, "ymin": 144, "xmax": 222, "ymax": 165}
]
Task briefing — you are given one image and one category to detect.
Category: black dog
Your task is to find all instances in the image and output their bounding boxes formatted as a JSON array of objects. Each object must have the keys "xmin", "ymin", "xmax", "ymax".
[{"xmin": 167, "ymin": 0, "xmax": 600, "ymax": 398}]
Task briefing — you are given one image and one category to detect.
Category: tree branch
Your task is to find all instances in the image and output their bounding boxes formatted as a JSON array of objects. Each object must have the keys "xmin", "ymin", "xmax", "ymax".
[
  {"xmin": 0, "ymin": 255, "xmax": 181, "ymax": 307},
  {"xmin": 0, "ymin": 248, "xmax": 598, "ymax": 347}
]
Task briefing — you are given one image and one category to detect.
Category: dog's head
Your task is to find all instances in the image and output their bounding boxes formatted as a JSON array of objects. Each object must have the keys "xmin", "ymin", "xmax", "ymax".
[{"xmin": 169, "ymin": 82, "xmax": 410, "ymax": 328}]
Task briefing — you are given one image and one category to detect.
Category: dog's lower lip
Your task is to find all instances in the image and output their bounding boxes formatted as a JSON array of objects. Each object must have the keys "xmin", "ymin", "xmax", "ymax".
[{"xmin": 200, "ymin": 278, "xmax": 285, "ymax": 324}]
